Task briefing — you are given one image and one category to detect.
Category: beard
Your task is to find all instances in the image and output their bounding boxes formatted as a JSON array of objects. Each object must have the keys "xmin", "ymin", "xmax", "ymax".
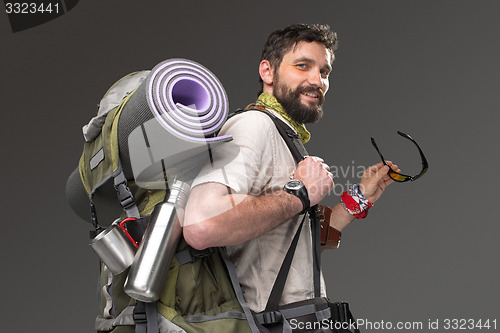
[{"xmin": 273, "ymin": 77, "xmax": 325, "ymax": 124}]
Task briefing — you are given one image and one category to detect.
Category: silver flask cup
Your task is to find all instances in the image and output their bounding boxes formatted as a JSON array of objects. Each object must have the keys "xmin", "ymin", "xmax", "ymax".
[
  {"xmin": 90, "ymin": 220, "xmax": 138, "ymax": 275},
  {"xmin": 124, "ymin": 180, "xmax": 190, "ymax": 302}
]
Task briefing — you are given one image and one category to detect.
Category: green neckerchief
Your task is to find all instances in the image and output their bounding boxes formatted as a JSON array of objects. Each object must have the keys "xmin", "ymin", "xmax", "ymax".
[{"xmin": 256, "ymin": 92, "xmax": 310, "ymax": 143}]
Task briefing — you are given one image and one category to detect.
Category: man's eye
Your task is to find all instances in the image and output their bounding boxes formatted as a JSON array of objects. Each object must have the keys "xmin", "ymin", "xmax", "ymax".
[{"xmin": 296, "ymin": 63, "xmax": 307, "ymax": 69}]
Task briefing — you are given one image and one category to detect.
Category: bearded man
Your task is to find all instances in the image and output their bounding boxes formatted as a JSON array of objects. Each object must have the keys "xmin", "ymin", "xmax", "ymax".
[{"xmin": 183, "ymin": 23, "xmax": 397, "ymax": 331}]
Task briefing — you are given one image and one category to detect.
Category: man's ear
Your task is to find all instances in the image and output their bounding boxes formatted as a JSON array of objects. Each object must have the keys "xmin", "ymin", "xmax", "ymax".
[{"xmin": 259, "ymin": 60, "xmax": 274, "ymax": 88}]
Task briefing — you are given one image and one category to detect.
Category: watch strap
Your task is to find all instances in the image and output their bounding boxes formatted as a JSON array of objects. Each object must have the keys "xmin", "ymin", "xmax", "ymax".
[{"xmin": 284, "ymin": 180, "xmax": 310, "ymax": 214}]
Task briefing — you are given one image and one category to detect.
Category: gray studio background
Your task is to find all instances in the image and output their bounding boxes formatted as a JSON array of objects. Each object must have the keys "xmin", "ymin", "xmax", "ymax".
[{"xmin": 1, "ymin": 1, "xmax": 499, "ymax": 332}]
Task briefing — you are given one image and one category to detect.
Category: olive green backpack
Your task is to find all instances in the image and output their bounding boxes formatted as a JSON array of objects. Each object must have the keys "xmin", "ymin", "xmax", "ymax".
[{"xmin": 68, "ymin": 70, "xmax": 258, "ymax": 333}]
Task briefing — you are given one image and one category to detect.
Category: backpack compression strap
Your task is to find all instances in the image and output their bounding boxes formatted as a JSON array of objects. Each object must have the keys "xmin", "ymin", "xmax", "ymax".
[
  {"xmin": 110, "ymin": 167, "xmax": 160, "ymax": 333},
  {"xmin": 219, "ymin": 247, "xmax": 262, "ymax": 333}
]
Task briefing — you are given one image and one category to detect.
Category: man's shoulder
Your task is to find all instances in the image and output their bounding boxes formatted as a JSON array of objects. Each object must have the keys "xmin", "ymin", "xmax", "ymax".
[
  {"xmin": 225, "ymin": 109, "xmax": 277, "ymax": 132},
  {"xmin": 229, "ymin": 108, "xmax": 276, "ymax": 122}
]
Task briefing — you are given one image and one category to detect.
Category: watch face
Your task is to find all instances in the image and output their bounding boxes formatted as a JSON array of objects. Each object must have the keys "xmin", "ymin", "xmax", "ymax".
[{"xmin": 287, "ymin": 179, "xmax": 303, "ymax": 190}]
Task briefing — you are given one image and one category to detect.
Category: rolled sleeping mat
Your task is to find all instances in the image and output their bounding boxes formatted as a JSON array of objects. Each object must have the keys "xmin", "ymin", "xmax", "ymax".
[
  {"xmin": 118, "ymin": 58, "xmax": 236, "ymax": 188},
  {"xmin": 68, "ymin": 59, "xmax": 236, "ymax": 223}
]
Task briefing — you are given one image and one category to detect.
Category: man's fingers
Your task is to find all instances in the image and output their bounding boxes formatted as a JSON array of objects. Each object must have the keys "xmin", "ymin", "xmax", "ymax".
[
  {"xmin": 386, "ymin": 160, "xmax": 401, "ymax": 173},
  {"xmin": 367, "ymin": 161, "xmax": 402, "ymax": 180},
  {"xmin": 309, "ymin": 156, "xmax": 324, "ymax": 163}
]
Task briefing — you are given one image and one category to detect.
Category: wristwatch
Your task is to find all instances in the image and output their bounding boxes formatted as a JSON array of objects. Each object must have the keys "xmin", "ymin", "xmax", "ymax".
[{"xmin": 283, "ymin": 179, "xmax": 310, "ymax": 214}]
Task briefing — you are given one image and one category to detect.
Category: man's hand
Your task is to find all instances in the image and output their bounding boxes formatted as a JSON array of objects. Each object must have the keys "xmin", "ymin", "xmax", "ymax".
[
  {"xmin": 328, "ymin": 161, "xmax": 399, "ymax": 232},
  {"xmin": 359, "ymin": 161, "xmax": 400, "ymax": 204},
  {"xmin": 294, "ymin": 156, "xmax": 334, "ymax": 206}
]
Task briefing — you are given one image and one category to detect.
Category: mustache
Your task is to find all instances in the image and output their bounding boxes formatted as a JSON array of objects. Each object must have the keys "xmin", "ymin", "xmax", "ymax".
[{"xmin": 297, "ymin": 86, "xmax": 325, "ymax": 102}]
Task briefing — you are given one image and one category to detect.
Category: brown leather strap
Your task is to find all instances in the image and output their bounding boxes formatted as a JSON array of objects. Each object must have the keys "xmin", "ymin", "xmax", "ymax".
[{"xmin": 318, "ymin": 205, "xmax": 341, "ymax": 250}]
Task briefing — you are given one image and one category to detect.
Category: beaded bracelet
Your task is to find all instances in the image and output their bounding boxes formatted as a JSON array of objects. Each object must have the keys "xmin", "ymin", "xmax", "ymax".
[{"xmin": 340, "ymin": 184, "xmax": 374, "ymax": 219}]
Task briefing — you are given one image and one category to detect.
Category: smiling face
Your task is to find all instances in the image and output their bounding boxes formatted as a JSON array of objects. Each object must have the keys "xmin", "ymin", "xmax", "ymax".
[{"xmin": 261, "ymin": 41, "xmax": 333, "ymax": 123}]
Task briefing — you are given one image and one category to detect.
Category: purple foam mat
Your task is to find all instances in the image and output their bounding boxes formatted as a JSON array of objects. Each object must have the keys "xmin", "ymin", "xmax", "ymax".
[{"xmin": 146, "ymin": 58, "xmax": 230, "ymax": 142}]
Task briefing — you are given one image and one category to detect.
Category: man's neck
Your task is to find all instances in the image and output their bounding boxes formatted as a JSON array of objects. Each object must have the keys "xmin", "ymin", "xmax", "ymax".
[{"xmin": 256, "ymin": 92, "xmax": 310, "ymax": 143}]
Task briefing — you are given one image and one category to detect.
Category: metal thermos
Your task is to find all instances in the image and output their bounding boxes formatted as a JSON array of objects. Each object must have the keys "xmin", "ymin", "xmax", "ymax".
[{"xmin": 124, "ymin": 180, "xmax": 190, "ymax": 302}]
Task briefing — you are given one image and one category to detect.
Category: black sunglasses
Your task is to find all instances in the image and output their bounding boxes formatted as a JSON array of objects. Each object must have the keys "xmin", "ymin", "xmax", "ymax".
[{"xmin": 371, "ymin": 131, "xmax": 428, "ymax": 182}]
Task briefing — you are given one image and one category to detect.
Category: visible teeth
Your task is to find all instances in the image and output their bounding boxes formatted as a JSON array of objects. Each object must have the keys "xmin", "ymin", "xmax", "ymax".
[{"xmin": 303, "ymin": 92, "xmax": 318, "ymax": 98}]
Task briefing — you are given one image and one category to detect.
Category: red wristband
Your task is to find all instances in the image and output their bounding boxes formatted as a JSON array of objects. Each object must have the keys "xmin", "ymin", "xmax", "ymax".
[{"xmin": 340, "ymin": 185, "xmax": 373, "ymax": 219}]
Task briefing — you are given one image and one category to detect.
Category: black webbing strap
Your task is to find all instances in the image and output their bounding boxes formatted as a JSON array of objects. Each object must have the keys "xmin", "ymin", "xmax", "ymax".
[
  {"xmin": 264, "ymin": 214, "xmax": 306, "ymax": 312},
  {"xmin": 175, "ymin": 247, "xmax": 217, "ymax": 266},
  {"xmin": 266, "ymin": 112, "xmax": 309, "ymax": 162},
  {"xmin": 265, "ymin": 111, "xmax": 322, "ymax": 298},
  {"xmin": 237, "ymin": 106, "xmax": 308, "ymax": 161},
  {"xmin": 230, "ymin": 106, "xmax": 306, "ymax": 161},
  {"xmin": 88, "ymin": 195, "xmax": 104, "ymax": 239},
  {"xmin": 243, "ymin": 107, "xmax": 323, "ymax": 305},
  {"xmin": 110, "ymin": 168, "xmax": 159, "ymax": 333},
  {"xmin": 270, "ymin": 112, "xmax": 322, "ymax": 297},
  {"xmin": 111, "ymin": 168, "xmax": 159, "ymax": 333},
  {"xmin": 113, "ymin": 168, "xmax": 140, "ymax": 218},
  {"xmin": 309, "ymin": 205, "xmax": 322, "ymax": 297},
  {"xmin": 256, "ymin": 302, "xmax": 328, "ymax": 326}
]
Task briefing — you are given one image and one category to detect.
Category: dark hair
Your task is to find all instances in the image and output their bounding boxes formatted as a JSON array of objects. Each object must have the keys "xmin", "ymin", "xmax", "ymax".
[{"xmin": 258, "ymin": 23, "xmax": 338, "ymax": 94}]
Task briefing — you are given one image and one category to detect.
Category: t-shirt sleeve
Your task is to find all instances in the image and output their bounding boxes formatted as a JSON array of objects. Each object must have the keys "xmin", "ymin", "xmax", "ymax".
[{"xmin": 192, "ymin": 111, "xmax": 278, "ymax": 195}]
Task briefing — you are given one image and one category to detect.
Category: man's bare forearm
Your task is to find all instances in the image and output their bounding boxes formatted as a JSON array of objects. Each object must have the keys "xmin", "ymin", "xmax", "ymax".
[
  {"xmin": 183, "ymin": 183, "xmax": 303, "ymax": 249},
  {"xmin": 329, "ymin": 202, "xmax": 355, "ymax": 232}
]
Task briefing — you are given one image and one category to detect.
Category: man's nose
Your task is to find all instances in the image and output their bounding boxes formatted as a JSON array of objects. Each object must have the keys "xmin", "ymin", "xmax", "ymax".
[{"xmin": 307, "ymin": 70, "xmax": 324, "ymax": 88}]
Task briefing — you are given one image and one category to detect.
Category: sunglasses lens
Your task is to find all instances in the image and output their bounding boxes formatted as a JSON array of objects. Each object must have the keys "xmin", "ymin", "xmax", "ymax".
[{"xmin": 388, "ymin": 172, "xmax": 410, "ymax": 182}]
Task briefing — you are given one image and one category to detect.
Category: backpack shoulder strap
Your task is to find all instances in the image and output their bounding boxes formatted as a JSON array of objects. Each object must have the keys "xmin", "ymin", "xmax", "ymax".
[
  {"xmin": 232, "ymin": 105, "xmax": 308, "ymax": 161},
  {"xmin": 238, "ymin": 105, "xmax": 323, "ymax": 309}
]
